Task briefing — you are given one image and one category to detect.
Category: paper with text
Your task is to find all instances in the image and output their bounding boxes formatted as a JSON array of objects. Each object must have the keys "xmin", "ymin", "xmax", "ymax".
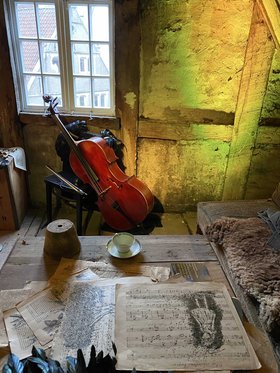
[
  {"xmin": 17, "ymin": 288, "xmax": 65, "ymax": 345},
  {"xmin": 115, "ymin": 282, "xmax": 260, "ymax": 371},
  {"xmin": 0, "ymin": 289, "xmax": 38, "ymax": 347},
  {"xmin": 3, "ymin": 308, "xmax": 51, "ymax": 360}
]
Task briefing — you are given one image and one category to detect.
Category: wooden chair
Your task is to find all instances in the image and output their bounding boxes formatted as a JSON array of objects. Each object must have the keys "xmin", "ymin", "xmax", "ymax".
[{"xmin": 44, "ymin": 171, "xmax": 97, "ymax": 235}]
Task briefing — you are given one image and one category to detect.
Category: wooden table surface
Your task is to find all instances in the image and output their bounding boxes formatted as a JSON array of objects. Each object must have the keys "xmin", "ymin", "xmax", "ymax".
[
  {"xmin": 1, "ymin": 234, "xmax": 278, "ymax": 372},
  {"xmin": 0, "ymin": 234, "xmax": 233, "ymax": 294}
]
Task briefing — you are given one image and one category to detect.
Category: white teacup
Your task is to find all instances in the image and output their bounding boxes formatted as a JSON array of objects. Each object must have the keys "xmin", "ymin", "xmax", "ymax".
[{"xmin": 112, "ymin": 232, "xmax": 135, "ymax": 253}]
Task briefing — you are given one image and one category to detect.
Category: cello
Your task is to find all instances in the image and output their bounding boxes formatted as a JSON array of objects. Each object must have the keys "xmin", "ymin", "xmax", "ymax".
[{"xmin": 43, "ymin": 96, "xmax": 154, "ymax": 231}]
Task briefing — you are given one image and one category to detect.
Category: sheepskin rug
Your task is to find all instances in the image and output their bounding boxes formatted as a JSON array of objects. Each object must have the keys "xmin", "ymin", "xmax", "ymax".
[{"xmin": 206, "ymin": 217, "xmax": 280, "ymax": 332}]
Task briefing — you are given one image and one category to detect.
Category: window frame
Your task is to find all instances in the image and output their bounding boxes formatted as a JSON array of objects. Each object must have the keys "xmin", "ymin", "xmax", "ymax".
[{"xmin": 5, "ymin": 0, "xmax": 115, "ymax": 116}]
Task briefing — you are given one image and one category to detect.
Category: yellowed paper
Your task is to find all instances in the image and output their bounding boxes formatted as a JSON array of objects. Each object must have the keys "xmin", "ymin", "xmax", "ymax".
[
  {"xmin": 51, "ymin": 277, "xmax": 153, "ymax": 368},
  {"xmin": 23, "ymin": 281, "xmax": 49, "ymax": 293},
  {"xmin": 115, "ymin": 282, "xmax": 261, "ymax": 371},
  {"xmin": 50, "ymin": 268, "xmax": 100, "ymax": 302},
  {"xmin": 16, "ymin": 288, "xmax": 65, "ymax": 345},
  {"xmin": 50, "ymin": 258, "xmax": 170, "ymax": 282},
  {"xmin": 49, "ymin": 258, "xmax": 97, "ymax": 280},
  {"xmin": 3, "ymin": 308, "xmax": 51, "ymax": 360},
  {"xmin": 15, "ymin": 268, "xmax": 101, "ymax": 347},
  {"xmin": 0, "ymin": 289, "xmax": 38, "ymax": 347}
]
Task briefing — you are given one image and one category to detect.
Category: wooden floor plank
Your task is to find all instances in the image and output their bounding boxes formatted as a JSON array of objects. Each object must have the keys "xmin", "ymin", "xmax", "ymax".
[
  {"xmin": 0, "ymin": 237, "xmax": 18, "ymax": 271},
  {"xmin": 0, "ymin": 209, "xmax": 41, "ymax": 271}
]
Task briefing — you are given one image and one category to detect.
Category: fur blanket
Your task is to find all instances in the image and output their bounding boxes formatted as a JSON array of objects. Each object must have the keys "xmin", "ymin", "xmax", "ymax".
[{"xmin": 206, "ymin": 217, "xmax": 280, "ymax": 332}]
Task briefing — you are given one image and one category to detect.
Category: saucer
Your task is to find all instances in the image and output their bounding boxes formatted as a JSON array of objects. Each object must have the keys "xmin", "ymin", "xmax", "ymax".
[{"xmin": 107, "ymin": 238, "xmax": 142, "ymax": 259}]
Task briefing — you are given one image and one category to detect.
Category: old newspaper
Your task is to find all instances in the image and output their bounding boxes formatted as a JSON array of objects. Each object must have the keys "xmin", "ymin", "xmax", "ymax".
[
  {"xmin": 0, "ymin": 289, "xmax": 36, "ymax": 347},
  {"xmin": 115, "ymin": 282, "xmax": 260, "ymax": 371},
  {"xmin": 3, "ymin": 308, "xmax": 52, "ymax": 360}
]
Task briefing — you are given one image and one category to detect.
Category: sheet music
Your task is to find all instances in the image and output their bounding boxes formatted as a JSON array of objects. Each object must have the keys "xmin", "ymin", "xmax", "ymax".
[
  {"xmin": 51, "ymin": 277, "xmax": 153, "ymax": 367},
  {"xmin": 115, "ymin": 282, "xmax": 260, "ymax": 371}
]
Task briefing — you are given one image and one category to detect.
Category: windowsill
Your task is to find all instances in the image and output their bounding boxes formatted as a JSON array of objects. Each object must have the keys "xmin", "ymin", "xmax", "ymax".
[{"xmin": 19, "ymin": 112, "xmax": 120, "ymax": 130}]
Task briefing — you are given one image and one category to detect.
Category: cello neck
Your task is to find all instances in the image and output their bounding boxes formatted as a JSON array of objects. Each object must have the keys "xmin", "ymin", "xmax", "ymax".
[{"xmin": 43, "ymin": 95, "xmax": 99, "ymax": 187}]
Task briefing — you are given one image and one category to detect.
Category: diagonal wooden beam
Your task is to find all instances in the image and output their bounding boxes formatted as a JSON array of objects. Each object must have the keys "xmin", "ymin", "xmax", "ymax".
[
  {"xmin": 256, "ymin": 0, "xmax": 280, "ymax": 49},
  {"xmin": 222, "ymin": 4, "xmax": 275, "ymax": 200}
]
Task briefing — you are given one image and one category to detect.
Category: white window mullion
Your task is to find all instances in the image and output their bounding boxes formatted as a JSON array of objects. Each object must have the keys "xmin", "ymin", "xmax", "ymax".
[
  {"xmin": 34, "ymin": 2, "xmax": 44, "ymax": 100},
  {"xmin": 88, "ymin": 3, "xmax": 93, "ymax": 110},
  {"xmin": 55, "ymin": 0, "xmax": 70, "ymax": 112}
]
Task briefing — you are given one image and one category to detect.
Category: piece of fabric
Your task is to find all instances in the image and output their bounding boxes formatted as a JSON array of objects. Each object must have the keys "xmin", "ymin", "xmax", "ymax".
[
  {"xmin": 206, "ymin": 217, "xmax": 280, "ymax": 332},
  {"xmin": 258, "ymin": 209, "xmax": 280, "ymax": 251},
  {"xmin": 0, "ymin": 147, "xmax": 26, "ymax": 171}
]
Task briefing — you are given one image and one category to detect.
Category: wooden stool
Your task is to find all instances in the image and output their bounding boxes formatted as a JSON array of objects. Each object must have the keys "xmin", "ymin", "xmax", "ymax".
[{"xmin": 43, "ymin": 219, "xmax": 81, "ymax": 259}]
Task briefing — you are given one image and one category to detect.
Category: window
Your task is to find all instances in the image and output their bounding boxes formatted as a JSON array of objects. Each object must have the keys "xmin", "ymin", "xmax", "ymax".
[
  {"xmin": 6, "ymin": 0, "xmax": 114, "ymax": 116},
  {"xmin": 79, "ymin": 56, "xmax": 89, "ymax": 73}
]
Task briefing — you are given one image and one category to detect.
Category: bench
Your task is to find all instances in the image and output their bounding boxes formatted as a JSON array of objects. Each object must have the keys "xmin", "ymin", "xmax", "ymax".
[{"xmin": 196, "ymin": 186, "xmax": 280, "ymax": 368}]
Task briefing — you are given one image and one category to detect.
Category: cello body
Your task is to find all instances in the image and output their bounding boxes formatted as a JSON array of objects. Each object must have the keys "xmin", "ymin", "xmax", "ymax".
[
  {"xmin": 69, "ymin": 136, "xmax": 154, "ymax": 231},
  {"xmin": 43, "ymin": 95, "xmax": 154, "ymax": 231}
]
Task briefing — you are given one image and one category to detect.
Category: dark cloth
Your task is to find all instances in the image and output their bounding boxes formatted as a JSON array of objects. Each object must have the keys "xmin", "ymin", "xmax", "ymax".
[{"xmin": 258, "ymin": 209, "xmax": 280, "ymax": 251}]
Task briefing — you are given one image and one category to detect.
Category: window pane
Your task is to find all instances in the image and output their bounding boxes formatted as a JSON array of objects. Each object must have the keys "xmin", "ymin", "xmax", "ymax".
[
  {"xmin": 21, "ymin": 41, "xmax": 40, "ymax": 73},
  {"xmin": 37, "ymin": 4, "xmax": 57, "ymax": 39},
  {"xmin": 90, "ymin": 5, "xmax": 109, "ymax": 42},
  {"xmin": 93, "ymin": 78, "xmax": 110, "ymax": 108},
  {"xmin": 10, "ymin": 1, "xmax": 114, "ymax": 113},
  {"xmin": 24, "ymin": 75, "xmax": 42, "ymax": 106},
  {"xmin": 71, "ymin": 43, "xmax": 90, "ymax": 76},
  {"xmin": 74, "ymin": 77, "xmax": 91, "ymax": 107},
  {"xmin": 40, "ymin": 42, "xmax": 60, "ymax": 74},
  {"xmin": 69, "ymin": 5, "xmax": 88, "ymax": 41},
  {"xmin": 43, "ymin": 76, "xmax": 62, "ymax": 102},
  {"xmin": 16, "ymin": 2, "xmax": 37, "ymax": 38},
  {"xmin": 92, "ymin": 43, "xmax": 109, "ymax": 76}
]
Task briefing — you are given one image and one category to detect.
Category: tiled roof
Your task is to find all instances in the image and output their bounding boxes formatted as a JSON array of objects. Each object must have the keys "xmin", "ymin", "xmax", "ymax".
[{"xmin": 17, "ymin": 4, "xmax": 57, "ymax": 72}]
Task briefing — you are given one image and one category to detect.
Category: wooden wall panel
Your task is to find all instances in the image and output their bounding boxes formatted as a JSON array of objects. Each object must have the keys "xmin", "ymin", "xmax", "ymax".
[
  {"xmin": 245, "ymin": 144, "xmax": 280, "ymax": 199},
  {"xmin": 138, "ymin": 120, "xmax": 233, "ymax": 141},
  {"xmin": 137, "ymin": 138, "xmax": 230, "ymax": 212},
  {"xmin": 115, "ymin": 0, "xmax": 140, "ymax": 175}
]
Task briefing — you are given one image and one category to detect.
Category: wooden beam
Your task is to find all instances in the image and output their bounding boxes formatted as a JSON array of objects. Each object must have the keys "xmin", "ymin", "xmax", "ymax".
[
  {"xmin": 222, "ymin": 4, "xmax": 275, "ymax": 200},
  {"xmin": 142, "ymin": 108, "xmax": 235, "ymax": 126},
  {"xmin": 257, "ymin": 0, "xmax": 280, "ymax": 49},
  {"xmin": 19, "ymin": 113, "xmax": 120, "ymax": 130},
  {"xmin": 115, "ymin": 0, "xmax": 140, "ymax": 174},
  {"xmin": 258, "ymin": 117, "xmax": 280, "ymax": 126},
  {"xmin": 0, "ymin": 2, "xmax": 22, "ymax": 147},
  {"xmin": 257, "ymin": 126, "xmax": 280, "ymax": 144},
  {"xmin": 138, "ymin": 119, "xmax": 233, "ymax": 142}
]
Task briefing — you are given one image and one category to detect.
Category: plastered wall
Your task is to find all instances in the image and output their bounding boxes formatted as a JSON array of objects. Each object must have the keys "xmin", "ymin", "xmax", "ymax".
[
  {"xmin": 137, "ymin": 0, "xmax": 280, "ymax": 211},
  {"xmin": 1, "ymin": 0, "xmax": 279, "ymax": 211}
]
